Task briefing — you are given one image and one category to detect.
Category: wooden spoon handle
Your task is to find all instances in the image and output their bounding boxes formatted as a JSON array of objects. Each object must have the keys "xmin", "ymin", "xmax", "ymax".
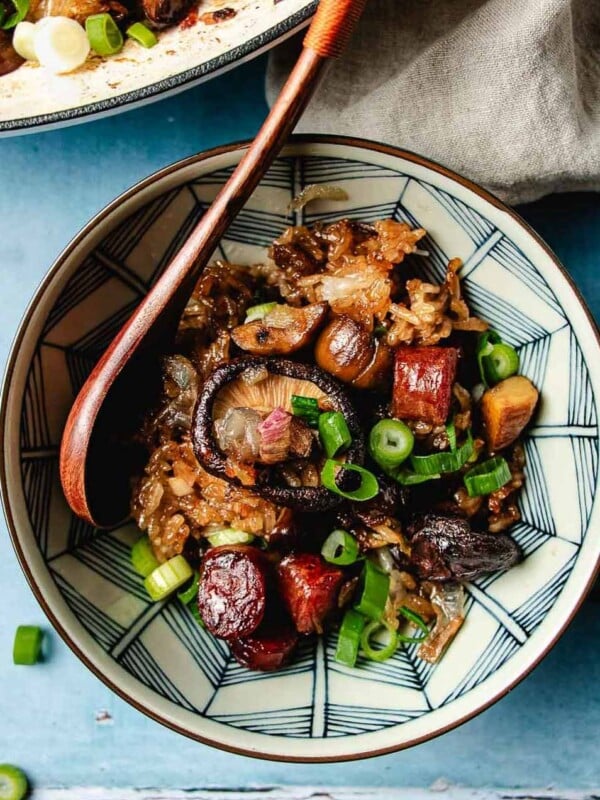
[
  {"xmin": 60, "ymin": 0, "xmax": 366, "ymax": 525},
  {"xmin": 304, "ymin": 0, "xmax": 368, "ymax": 58}
]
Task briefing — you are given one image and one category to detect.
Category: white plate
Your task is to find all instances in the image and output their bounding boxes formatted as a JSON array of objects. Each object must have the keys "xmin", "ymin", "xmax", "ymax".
[{"xmin": 0, "ymin": 0, "xmax": 315, "ymax": 135}]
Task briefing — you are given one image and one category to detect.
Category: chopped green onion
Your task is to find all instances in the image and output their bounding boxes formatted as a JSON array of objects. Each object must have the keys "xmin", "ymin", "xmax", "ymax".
[
  {"xmin": 354, "ymin": 560, "xmax": 390, "ymax": 621},
  {"xmin": 335, "ymin": 609, "xmax": 366, "ymax": 667},
  {"xmin": 291, "ymin": 394, "xmax": 320, "ymax": 427},
  {"xmin": 397, "ymin": 606, "xmax": 430, "ymax": 643},
  {"xmin": 131, "ymin": 536, "xmax": 160, "ymax": 578},
  {"xmin": 188, "ymin": 603, "xmax": 205, "ymax": 627},
  {"xmin": 177, "ymin": 570, "xmax": 199, "ymax": 606},
  {"xmin": 321, "ymin": 460, "xmax": 379, "ymax": 501},
  {"xmin": 144, "ymin": 555, "xmax": 193, "ymax": 601},
  {"xmin": 464, "ymin": 456, "xmax": 511, "ymax": 497},
  {"xmin": 206, "ymin": 528, "xmax": 255, "ymax": 547},
  {"xmin": 244, "ymin": 301, "xmax": 277, "ymax": 323},
  {"xmin": 374, "ymin": 324, "xmax": 388, "ymax": 337},
  {"xmin": 321, "ymin": 529, "xmax": 360, "ymax": 566},
  {"xmin": 85, "ymin": 13, "xmax": 123, "ymax": 56},
  {"xmin": 368, "ymin": 418, "xmax": 414, "ymax": 471},
  {"xmin": 410, "ymin": 431, "xmax": 474, "ymax": 476},
  {"xmin": 126, "ymin": 20, "xmax": 157, "ymax": 47},
  {"xmin": 360, "ymin": 619, "xmax": 398, "ymax": 662},
  {"xmin": 0, "ymin": 765, "xmax": 28, "ymax": 800},
  {"xmin": 482, "ymin": 342, "xmax": 520, "ymax": 384},
  {"xmin": 393, "ymin": 469, "xmax": 441, "ymax": 486},
  {"xmin": 476, "ymin": 330, "xmax": 502, "ymax": 387},
  {"xmin": 12, "ymin": 626, "xmax": 43, "ymax": 665},
  {"xmin": 0, "ymin": 0, "xmax": 28, "ymax": 30},
  {"xmin": 318, "ymin": 411, "xmax": 352, "ymax": 458},
  {"xmin": 446, "ymin": 420, "xmax": 457, "ymax": 452}
]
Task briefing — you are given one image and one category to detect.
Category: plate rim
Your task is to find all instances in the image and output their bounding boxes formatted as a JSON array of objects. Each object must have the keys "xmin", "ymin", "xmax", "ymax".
[
  {"xmin": 0, "ymin": 1, "xmax": 317, "ymax": 136},
  {"xmin": 2, "ymin": 133, "xmax": 599, "ymax": 762}
]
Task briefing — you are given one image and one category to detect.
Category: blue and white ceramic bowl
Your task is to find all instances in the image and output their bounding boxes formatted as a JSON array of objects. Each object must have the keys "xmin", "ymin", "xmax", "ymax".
[{"xmin": 2, "ymin": 137, "xmax": 599, "ymax": 761}]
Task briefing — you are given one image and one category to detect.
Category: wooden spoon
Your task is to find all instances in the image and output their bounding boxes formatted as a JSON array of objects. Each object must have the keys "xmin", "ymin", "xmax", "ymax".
[{"xmin": 59, "ymin": 0, "xmax": 367, "ymax": 527}]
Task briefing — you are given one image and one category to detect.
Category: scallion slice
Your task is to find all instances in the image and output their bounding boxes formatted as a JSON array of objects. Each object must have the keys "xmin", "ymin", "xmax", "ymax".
[
  {"xmin": 321, "ymin": 529, "xmax": 360, "ymax": 566},
  {"xmin": 177, "ymin": 570, "xmax": 199, "ymax": 606},
  {"xmin": 393, "ymin": 469, "xmax": 441, "ymax": 486},
  {"xmin": 318, "ymin": 411, "xmax": 352, "ymax": 458},
  {"xmin": 482, "ymin": 342, "xmax": 520, "ymax": 384},
  {"xmin": 476, "ymin": 330, "xmax": 501, "ymax": 386},
  {"xmin": 291, "ymin": 394, "xmax": 320, "ymax": 427},
  {"xmin": 244, "ymin": 301, "xmax": 277, "ymax": 323},
  {"xmin": 446, "ymin": 420, "xmax": 457, "ymax": 452},
  {"xmin": 335, "ymin": 609, "xmax": 366, "ymax": 667},
  {"xmin": 131, "ymin": 536, "xmax": 160, "ymax": 578},
  {"xmin": 144, "ymin": 555, "xmax": 193, "ymax": 601},
  {"xmin": 85, "ymin": 13, "xmax": 123, "ymax": 56},
  {"xmin": 13, "ymin": 626, "xmax": 43, "ymax": 665},
  {"xmin": 360, "ymin": 619, "xmax": 398, "ymax": 662},
  {"xmin": 321, "ymin": 460, "xmax": 379, "ymax": 501},
  {"xmin": 206, "ymin": 528, "xmax": 255, "ymax": 547},
  {"xmin": 126, "ymin": 21, "xmax": 157, "ymax": 47},
  {"xmin": 368, "ymin": 418, "xmax": 414, "ymax": 471},
  {"xmin": 464, "ymin": 456, "xmax": 511, "ymax": 496},
  {"xmin": 397, "ymin": 606, "xmax": 430, "ymax": 643},
  {"xmin": 189, "ymin": 602, "xmax": 205, "ymax": 627},
  {"xmin": 0, "ymin": 0, "xmax": 28, "ymax": 30},
  {"xmin": 0, "ymin": 764, "xmax": 28, "ymax": 800},
  {"xmin": 354, "ymin": 560, "xmax": 390, "ymax": 621},
  {"xmin": 410, "ymin": 430, "xmax": 474, "ymax": 476}
]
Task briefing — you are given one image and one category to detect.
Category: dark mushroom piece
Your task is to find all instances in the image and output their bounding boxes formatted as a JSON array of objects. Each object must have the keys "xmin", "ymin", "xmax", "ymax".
[
  {"xmin": 192, "ymin": 357, "xmax": 365, "ymax": 511},
  {"xmin": 231, "ymin": 302, "xmax": 328, "ymax": 356},
  {"xmin": 140, "ymin": 0, "xmax": 195, "ymax": 25},
  {"xmin": 315, "ymin": 315, "xmax": 392, "ymax": 391},
  {"xmin": 0, "ymin": 31, "xmax": 23, "ymax": 76},
  {"xmin": 406, "ymin": 513, "xmax": 522, "ymax": 581}
]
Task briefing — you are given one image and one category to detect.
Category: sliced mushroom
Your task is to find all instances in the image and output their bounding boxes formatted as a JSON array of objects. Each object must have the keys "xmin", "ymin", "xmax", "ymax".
[
  {"xmin": 315, "ymin": 315, "xmax": 392, "ymax": 389},
  {"xmin": 192, "ymin": 357, "xmax": 365, "ymax": 511},
  {"xmin": 232, "ymin": 303, "xmax": 327, "ymax": 356},
  {"xmin": 352, "ymin": 338, "xmax": 393, "ymax": 390},
  {"xmin": 406, "ymin": 513, "xmax": 522, "ymax": 581}
]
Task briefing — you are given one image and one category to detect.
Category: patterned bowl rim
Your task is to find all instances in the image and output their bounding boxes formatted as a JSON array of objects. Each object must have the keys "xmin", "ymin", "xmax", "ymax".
[
  {"xmin": 2, "ymin": 134, "xmax": 599, "ymax": 762},
  {"xmin": 0, "ymin": 2, "xmax": 317, "ymax": 136}
]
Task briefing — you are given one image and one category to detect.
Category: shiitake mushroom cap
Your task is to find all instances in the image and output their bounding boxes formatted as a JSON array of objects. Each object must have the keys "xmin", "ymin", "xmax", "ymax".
[{"xmin": 192, "ymin": 356, "xmax": 365, "ymax": 511}]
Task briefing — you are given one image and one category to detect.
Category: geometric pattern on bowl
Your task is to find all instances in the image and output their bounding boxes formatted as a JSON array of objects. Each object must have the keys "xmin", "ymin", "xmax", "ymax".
[{"xmin": 5, "ymin": 140, "xmax": 599, "ymax": 760}]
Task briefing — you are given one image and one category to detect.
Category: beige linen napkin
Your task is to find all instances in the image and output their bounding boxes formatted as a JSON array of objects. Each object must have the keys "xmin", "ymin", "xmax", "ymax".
[{"xmin": 267, "ymin": 0, "xmax": 600, "ymax": 204}]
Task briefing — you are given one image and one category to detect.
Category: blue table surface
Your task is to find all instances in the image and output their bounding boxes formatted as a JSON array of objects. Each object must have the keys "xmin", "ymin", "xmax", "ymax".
[{"xmin": 1, "ymin": 54, "xmax": 600, "ymax": 791}]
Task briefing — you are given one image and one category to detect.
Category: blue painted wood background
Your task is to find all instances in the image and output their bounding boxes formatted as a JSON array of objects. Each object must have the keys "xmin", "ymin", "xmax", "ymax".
[{"xmin": 0, "ymin": 54, "xmax": 599, "ymax": 790}]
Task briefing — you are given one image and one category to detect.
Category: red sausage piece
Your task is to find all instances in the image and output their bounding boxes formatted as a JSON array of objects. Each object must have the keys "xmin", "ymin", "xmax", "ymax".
[
  {"xmin": 198, "ymin": 545, "xmax": 268, "ymax": 639},
  {"xmin": 229, "ymin": 616, "xmax": 299, "ymax": 671},
  {"xmin": 392, "ymin": 346, "xmax": 459, "ymax": 426},
  {"xmin": 277, "ymin": 553, "xmax": 344, "ymax": 635}
]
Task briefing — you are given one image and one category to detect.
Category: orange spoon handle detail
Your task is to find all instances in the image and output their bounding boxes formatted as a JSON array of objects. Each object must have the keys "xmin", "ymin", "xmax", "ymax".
[{"xmin": 305, "ymin": 0, "xmax": 368, "ymax": 58}]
